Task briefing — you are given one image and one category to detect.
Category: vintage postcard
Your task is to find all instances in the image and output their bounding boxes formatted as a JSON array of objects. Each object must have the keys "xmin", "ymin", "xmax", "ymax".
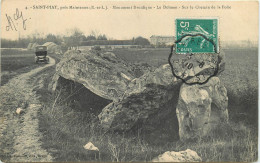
[{"xmin": 0, "ymin": 0, "xmax": 258, "ymax": 162}]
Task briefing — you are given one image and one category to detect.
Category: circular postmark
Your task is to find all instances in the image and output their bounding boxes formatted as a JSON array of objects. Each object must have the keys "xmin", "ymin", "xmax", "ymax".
[{"xmin": 168, "ymin": 34, "xmax": 221, "ymax": 85}]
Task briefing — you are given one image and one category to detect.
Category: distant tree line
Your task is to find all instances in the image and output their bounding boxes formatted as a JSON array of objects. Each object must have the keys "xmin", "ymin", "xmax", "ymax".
[
  {"xmin": 80, "ymin": 40, "xmax": 132, "ymax": 46},
  {"xmin": 1, "ymin": 34, "xmax": 63, "ymax": 48},
  {"xmin": 1, "ymin": 28, "xmax": 150, "ymax": 49},
  {"xmin": 80, "ymin": 37, "xmax": 150, "ymax": 46}
]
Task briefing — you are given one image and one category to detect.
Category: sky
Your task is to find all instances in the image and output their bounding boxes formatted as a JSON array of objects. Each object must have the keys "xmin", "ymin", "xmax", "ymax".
[{"xmin": 1, "ymin": 0, "xmax": 259, "ymax": 42}]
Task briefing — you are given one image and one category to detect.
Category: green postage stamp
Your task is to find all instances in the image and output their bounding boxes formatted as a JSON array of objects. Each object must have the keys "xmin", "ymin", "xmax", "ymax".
[{"xmin": 175, "ymin": 18, "xmax": 218, "ymax": 53}]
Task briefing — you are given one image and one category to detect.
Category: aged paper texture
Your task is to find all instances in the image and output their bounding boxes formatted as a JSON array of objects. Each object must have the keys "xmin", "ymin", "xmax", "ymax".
[{"xmin": 0, "ymin": 0, "xmax": 258, "ymax": 162}]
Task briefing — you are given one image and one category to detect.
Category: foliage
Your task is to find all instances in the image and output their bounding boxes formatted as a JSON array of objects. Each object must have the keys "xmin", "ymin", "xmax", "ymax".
[
  {"xmin": 85, "ymin": 35, "xmax": 96, "ymax": 41},
  {"xmin": 133, "ymin": 37, "xmax": 150, "ymax": 45},
  {"xmin": 97, "ymin": 35, "xmax": 108, "ymax": 40},
  {"xmin": 46, "ymin": 34, "xmax": 62, "ymax": 44},
  {"xmin": 63, "ymin": 28, "xmax": 85, "ymax": 50}
]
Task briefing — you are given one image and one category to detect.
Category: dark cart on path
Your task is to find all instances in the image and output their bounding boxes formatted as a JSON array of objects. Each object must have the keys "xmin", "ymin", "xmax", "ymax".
[{"xmin": 35, "ymin": 46, "xmax": 49, "ymax": 64}]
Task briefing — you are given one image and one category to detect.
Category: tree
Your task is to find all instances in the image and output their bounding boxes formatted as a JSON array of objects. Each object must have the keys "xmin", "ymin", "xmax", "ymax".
[
  {"xmin": 97, "ymin": 34, "xmax": 107, "ymax": 40},
  {"xmin": 86, "ymin": 35, "xmax": 96, "ymax": 41},
  {"xmin": 90, "ymin": 30, "xmax": 100, "ymax": 39},
  {"xmin": 133, "ymin": 37, "xmax": 150, "ymax": 46},
  {"xmin": 64, "ymin": 28, "xmax": 86, "ymax": 49},
  {"xmin": 46, "ymin": 34, "xmax": 61, "ymax": 44}
]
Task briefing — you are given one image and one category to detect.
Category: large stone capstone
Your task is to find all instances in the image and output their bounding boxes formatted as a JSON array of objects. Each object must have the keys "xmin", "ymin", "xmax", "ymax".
[
  {"xmin": 50, "ymin": 50, "xmax": 136, "ymax": 100},
  {"xmin": 176, "ymin": 76, "xmax": 228, "ymax": 140}
]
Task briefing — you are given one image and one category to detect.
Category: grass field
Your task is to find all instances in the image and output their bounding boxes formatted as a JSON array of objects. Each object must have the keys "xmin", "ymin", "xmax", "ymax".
[
  {"xmin": 1, "ymin": 49, "xmax": 41, "ymax": 85},
  {"xmin": 1, "ymin": 48, "xmax": 32, "ymax": 56},
  {"xmin": 112, "ymin": 48, "xmax": 170, "ymax": 67},
  {"xmin": 220, "ymin": 48, "xmax": 258, "ymax": 126},
  {"xmin": 36, "ymin": 47, "xmax": 258, "ymax": 162}
]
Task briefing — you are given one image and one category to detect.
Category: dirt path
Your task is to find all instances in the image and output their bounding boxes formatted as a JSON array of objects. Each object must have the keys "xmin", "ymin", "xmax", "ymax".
[{"xmin": 0, "ymin": 57, "xmax": 55, "ymax": 162}]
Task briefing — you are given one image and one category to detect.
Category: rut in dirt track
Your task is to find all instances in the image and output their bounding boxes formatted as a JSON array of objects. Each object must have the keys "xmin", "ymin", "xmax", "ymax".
[{"xmin": 0, "ymin": 57, "xmax": 55, "ymax": 162}]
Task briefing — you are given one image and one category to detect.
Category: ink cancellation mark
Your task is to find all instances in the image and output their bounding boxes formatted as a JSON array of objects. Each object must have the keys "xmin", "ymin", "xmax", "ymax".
[{"xmin": 168, "ymin": 18, "xmax": 221, "ymax": 85}]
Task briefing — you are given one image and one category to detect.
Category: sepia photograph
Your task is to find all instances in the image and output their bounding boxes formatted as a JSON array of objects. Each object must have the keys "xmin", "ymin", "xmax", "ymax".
[{"xmin": 0, "ymin": 0, "xmax": 258, "ymax": 162}]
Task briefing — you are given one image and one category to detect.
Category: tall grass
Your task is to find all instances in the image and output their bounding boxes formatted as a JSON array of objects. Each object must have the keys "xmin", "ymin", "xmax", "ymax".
[
  {"xmin": 37, "ymin": 48, "xmax": 258, "ymax": 162},
  {"xmin": 38, "ymin": 84, "xmax": 258, "ymax": 162}
]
